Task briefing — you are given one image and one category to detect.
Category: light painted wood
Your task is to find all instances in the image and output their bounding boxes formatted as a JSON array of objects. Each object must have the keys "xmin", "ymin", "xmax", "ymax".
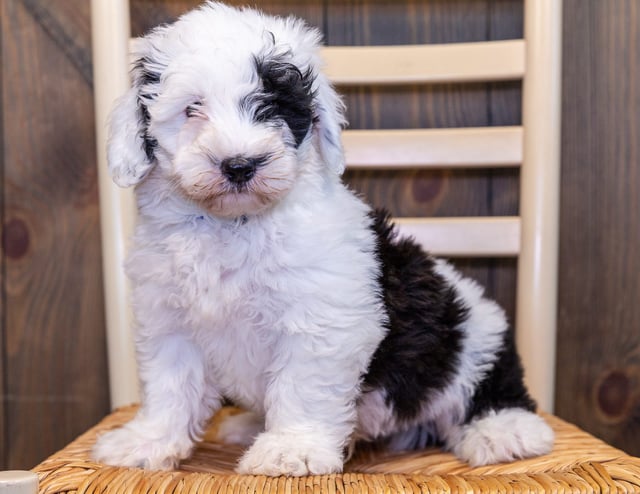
[
  {"xmin": 91, "ymin": 0, "xmax": 140, "ymax": 408},
  {"xmin": 395, "ymin": 217, "xmax": 521, "ymax": 257},
  {"xmin": 516, "ymin": 0, "xmax": 563, "ymax": 413},
  {"xmin": 344, "ymin": 127, "xmax": 522, "ymax": 168},
  {"xmin": 99, "ymin": 4, "xmax": 562, "ymax": 415},
  {"xmin": 322, "ymin": 40, "xmax": 525, "ymax": 85},
  {"xmin": 0, "ymin": 471, "xmax": 38, "ymax": 494}
]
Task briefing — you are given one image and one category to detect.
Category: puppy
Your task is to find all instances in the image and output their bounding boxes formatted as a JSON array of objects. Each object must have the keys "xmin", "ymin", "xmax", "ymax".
[{"xmin": 92, "ymin": 1, "xmax": 554, "ymax": 476}]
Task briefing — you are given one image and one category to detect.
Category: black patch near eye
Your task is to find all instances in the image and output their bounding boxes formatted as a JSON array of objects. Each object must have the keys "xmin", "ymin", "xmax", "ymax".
[
  {"xmin": 253, "ymin": 54, "xmax": 315, "ymax": 147},
  {"xmin": 133, "ymin": 56, "xmax": 161, "ymax": 162}
]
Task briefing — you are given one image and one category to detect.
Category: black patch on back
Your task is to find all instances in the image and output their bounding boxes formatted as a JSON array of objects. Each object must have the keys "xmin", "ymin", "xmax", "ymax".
[
  {"xmin": 132, "ymin": 56, "xmax": 160, "ymax": 162},
  {"xmin": 252, "ymin": 54, "xmax": 315, "ymax": 147},
  {"xmin": 464, "ymin": 328, "xmax": 537, "ymax": 421},
  {"xmin": 362, "ymin": 209, "xmax": 469, "ymax": 421}
]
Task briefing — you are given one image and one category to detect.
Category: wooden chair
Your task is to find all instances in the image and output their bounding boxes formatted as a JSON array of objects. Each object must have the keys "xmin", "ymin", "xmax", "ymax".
[{"xmin": 31, "ymin": 1, "xmax": 640, "ymax": 493}]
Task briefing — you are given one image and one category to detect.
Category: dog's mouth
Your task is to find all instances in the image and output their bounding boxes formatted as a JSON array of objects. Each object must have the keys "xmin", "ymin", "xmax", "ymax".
[
  {"xmin": 171, "ymin": 144, "xmax": 299, "ymax": 218},
  {"xmin": 174, "ymin": 162, "xmax": 295, "ymax": 219},
  {"xmin": 202, "ymin": 186, "xmax": 277, "ymax": 219}
]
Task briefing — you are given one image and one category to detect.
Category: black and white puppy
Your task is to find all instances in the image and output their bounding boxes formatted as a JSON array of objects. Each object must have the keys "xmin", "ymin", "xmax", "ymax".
[{"xmin": 92, "ymin": 1, "xmax": 554, "ymax": 476}]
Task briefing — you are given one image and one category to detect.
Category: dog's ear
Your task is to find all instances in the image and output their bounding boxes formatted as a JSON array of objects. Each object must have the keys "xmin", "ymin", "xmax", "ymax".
[
  {"xmin": 107, "ymin": 38, "xmax": 165, "ymax": 187},
  {"xmin": 312, "ymin": 72, "xmax": 347, "ymax": 175},
  {"xmin": 107, "ymin": 88, "xmax": 155, "ymax": 187}
]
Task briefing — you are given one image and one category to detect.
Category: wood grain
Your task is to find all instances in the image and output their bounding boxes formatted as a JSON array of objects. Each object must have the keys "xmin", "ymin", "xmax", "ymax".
[
  {"xmin": 130, "ymin": 1, "xmax": 324, "ymax": 38},
  {"xmin": 556, "ymin": 0, "xmax": 640, "ymax": 455},
  {"xmin": 2, "ymin": 0, "xmax": 109, "ymax": 468},
  {"xmin": 20, "ymin": 0, "xmax": 93, "ymax": 84}
]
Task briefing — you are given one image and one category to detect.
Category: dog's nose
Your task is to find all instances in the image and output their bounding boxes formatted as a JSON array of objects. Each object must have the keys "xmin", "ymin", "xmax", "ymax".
[{"xmin": 220, "ymin": 157, "xmax": 257, "ymax": 185}]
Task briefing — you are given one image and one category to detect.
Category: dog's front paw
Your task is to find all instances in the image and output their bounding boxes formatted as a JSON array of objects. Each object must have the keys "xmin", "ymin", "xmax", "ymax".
[
  {"xmin": 92, "ymin": 423, "xmax": 193, "ymax": 471},
  {"xmin": 236, "ymin": 431, "xmax": 343, "ymax": 476}
]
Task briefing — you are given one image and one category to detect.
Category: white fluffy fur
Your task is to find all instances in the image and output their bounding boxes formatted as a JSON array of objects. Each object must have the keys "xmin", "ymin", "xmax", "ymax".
[
  {"xmin": 94, "ymin": 2, "xmax": 384, "ymax": 475},
  {"xmin": 92, "ymin": 1, "xmax": 553, "ymax": 476}
]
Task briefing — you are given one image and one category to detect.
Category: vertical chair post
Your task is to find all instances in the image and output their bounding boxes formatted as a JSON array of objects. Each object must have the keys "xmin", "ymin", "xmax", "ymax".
[
  {"xmin": 91, "ymin": 0, "xmax": 140, "ymax": 408},
  {"xmin": 517, "ymin": 0, "xmax": 563, "ymax": 412}
]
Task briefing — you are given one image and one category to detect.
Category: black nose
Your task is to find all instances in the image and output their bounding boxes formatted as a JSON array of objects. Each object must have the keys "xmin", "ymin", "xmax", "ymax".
[{"xmin": 220, "ymin": 157, "xmax": 258, "ymax": 185}]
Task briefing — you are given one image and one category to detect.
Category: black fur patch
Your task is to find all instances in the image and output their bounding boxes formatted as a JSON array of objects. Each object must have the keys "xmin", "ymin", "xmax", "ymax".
[
  {"xmin": 362, "ymin": 209, "xmax": 468, "ymax": 421},
  {"xmin": 132, "ymin": 56, "xmax": 160, "ymax": 162},
  {"xmin": 252, "ymin": 54, "xmax": 315, "ymax": 147},
  {"xmin": 464, "ymin": 328, "xmax": 537, "ymax": 422}
]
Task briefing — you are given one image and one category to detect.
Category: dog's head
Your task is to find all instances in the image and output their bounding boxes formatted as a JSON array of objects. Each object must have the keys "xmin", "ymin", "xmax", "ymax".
[{"xmin": 108, "ymin": 1, "xmax": 346, "ymax": 218}]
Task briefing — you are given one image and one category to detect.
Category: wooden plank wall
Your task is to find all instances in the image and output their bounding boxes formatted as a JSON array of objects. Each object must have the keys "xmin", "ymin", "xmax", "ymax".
[
  {"xmin": 1, "ymin": 0, "xmax": 109, "ymax": 469},
  {"xmin": 0, "ymin": 0, "xmax": 638, "ymax": 470},
  {"xmin": 555, "ymin": 0, "xmax": 640, "ymax": 453}
]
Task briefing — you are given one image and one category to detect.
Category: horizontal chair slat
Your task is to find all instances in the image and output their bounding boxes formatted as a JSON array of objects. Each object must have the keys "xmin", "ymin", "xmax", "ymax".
[
  {"xmin": 322, "ymin": 39, "xmax": 525, "ymax": 85},
  {"xmin": 394, "ymin": 216, "xmax": 521, "ymax": 257},
  {"xmin": 126, "ymin": 38, "xmax": 525, "ymax": 86},
  {"xmin": 343, "ymin": 126, "xmax": 523, "ymax": 168}
]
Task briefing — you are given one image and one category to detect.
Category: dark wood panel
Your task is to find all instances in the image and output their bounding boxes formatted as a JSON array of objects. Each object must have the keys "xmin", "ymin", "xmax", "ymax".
[
  {"xmin": 556, "ymin": 0, "xmax": 640, "ymax": 455},
  {"xmin": 20, "ymin": 0, "xmax": 93, "ymax": 84},
  {"xmin": 2, "ymin": 0, "xmax": 109, "ymax": 468},
  {"xmin": 131, "ymin": 0, "xmax": 201, "ymax": 36},
  {"xmin": 131, "ymin": 0, "xmax": 324, "ymax": 37}
]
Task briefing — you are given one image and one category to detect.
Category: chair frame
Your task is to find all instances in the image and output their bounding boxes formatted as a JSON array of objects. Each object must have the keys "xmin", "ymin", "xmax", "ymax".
[{"xmin": 90, "ymin": 0, "xmax": 562, "ymax": 412}]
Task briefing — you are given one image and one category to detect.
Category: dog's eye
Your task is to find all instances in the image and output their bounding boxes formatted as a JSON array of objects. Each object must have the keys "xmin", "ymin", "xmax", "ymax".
[{"xmin": 185, "ymin": 101, "xmax": 205, "ymax": 118}]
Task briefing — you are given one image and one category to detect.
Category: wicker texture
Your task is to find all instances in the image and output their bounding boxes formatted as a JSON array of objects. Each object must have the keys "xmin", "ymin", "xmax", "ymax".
[{"xmin": 34, "ymin": 405, "xmax": 640, "ymax": 494}]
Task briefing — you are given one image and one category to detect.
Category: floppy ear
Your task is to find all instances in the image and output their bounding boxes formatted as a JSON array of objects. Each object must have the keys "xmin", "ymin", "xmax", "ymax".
[
  {"xmin": 107, "ymin": 88, "xmax": 154, "ymax": 187},
  {"xmin": 107, "ymin": 39, "xmax": 165, "ymax": 187},
  {"xmin": 312, "ymin": 72, "xmax": 347, "ymax": 175}
]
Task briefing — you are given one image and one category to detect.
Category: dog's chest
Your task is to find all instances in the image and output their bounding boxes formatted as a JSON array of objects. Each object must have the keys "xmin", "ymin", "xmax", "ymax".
[
  {"xmin": 166, "ymin": 219, "xmax": 289, "ymax": 325},
  {"xmin": 132, "ymin": 203, "xmax": 382, "ymax": 410},
  {"xmin": 144, "ymin": 219, "xmax": 288, "ymax": 407}
]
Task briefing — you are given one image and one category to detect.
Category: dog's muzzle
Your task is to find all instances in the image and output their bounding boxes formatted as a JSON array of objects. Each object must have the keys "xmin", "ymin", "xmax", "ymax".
[{"xmin": 220, "ymin": 157, "xmax": 261, "ymax": 186}]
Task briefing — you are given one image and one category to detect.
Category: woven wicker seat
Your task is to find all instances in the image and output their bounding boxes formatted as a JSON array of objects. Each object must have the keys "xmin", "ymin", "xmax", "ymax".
[
  {"xmin": 34, "ymin": 406, "xmax": 640, "ymax": 493},
  {"xmin": 29, "ymin": 0, "xmax": 640, "ymax": 492}
]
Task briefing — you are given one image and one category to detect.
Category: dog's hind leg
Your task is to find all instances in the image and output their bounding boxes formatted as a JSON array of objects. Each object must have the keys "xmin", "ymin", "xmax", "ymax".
[
  {"xmin": 446, "ymin": 407, "xmax": 554, "ymax": 466},
  {"xmin": 444, "ymin": 330, "xmax": 554, "ymax": 466}
]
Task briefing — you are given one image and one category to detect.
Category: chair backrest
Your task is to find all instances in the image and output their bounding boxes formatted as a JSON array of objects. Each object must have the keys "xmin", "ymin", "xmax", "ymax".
[{"xmin": 91, "ymin": 0, "xmax": 562, "ymax": 412}]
